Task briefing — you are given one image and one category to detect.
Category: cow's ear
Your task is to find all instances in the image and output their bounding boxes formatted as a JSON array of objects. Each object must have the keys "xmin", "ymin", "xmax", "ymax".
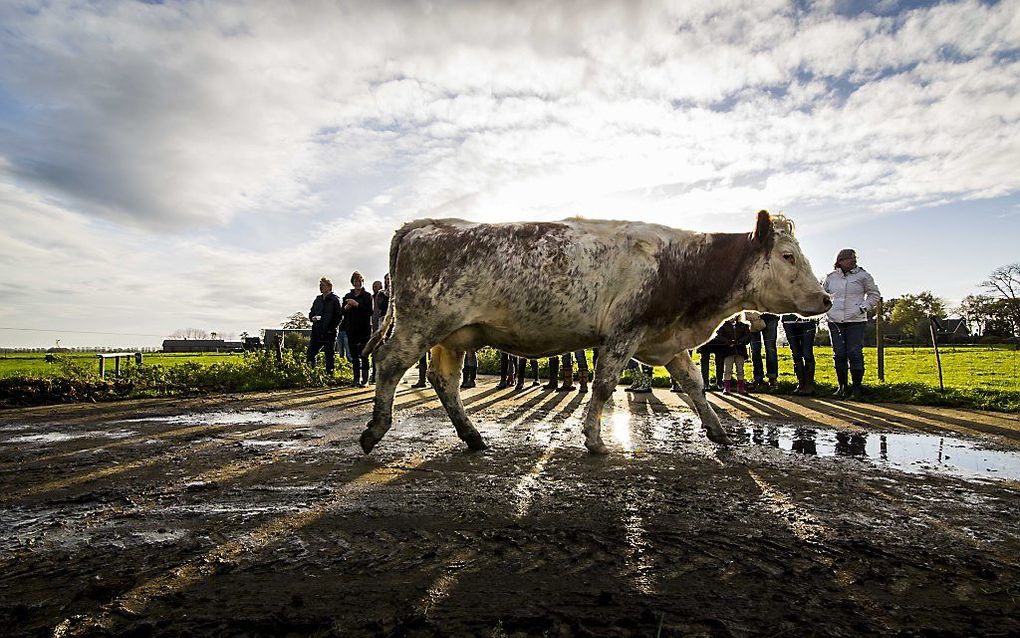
[{"xmin": 752, "ymin": 209, "xmax": 773, "ymax": 245}]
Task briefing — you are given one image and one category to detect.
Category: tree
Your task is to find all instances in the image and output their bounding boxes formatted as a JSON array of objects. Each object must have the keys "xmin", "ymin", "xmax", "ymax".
[
  {"xmin": 169, "ymin": 328, "xmax": 210, "ymax": 340},
  {"xmin": 958, "ymin": 294, "xmax": 998, "ymax": 336},
  {"xmin": 889, "ymin": 291, "xmax": 947, "ymax": 342},
  {"xmin": 981, "ymin": 262, "xmax": 1020, "ymax": 337},
  {"xmin": 282, "ymin": 312, "xmax": 312, "ymax": 329}
]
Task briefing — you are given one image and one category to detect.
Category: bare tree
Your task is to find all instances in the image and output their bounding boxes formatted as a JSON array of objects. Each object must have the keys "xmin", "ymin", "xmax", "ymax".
[
  {"xmin": 282, "ymin": 312, "xmax": 312, "ymax": 329},
  {"xmin": 981, "ymin": 263, "xmax": 1020, "ymax": 337},
  {"xmin": 169, "ymin": 328, "xmax": 211, "ymax": 340}
]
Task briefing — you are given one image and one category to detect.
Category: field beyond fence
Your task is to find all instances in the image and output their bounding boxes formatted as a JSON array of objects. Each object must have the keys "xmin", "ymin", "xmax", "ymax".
[{"xmin": 0, "ymin": 346, "xmax": 1017, "ymax": 412}]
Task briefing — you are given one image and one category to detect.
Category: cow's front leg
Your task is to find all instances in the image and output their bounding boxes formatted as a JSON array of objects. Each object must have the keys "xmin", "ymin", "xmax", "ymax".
[
  {"xmin": 666, "ymin": 351, "xmax": 732, "ymax": 446},
  {"xmin": 428, "ymin": 344, "xmax": 486, "ymax": 451},
  {"xmin": 581, "ymin": 339, "xmax": 640, "ymax": 455},
  {"xmin": 361, "ymin": 328, "xmax": 428, "ymax": 454}
]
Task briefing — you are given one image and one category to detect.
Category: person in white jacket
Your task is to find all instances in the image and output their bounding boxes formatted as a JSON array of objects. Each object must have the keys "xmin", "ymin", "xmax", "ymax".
[{"xmin": 824, "ymin": 248, "xmax": 881, "ymax": 399}]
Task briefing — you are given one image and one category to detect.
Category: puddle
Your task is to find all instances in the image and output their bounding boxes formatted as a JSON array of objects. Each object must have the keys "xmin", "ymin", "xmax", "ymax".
[
  {"xmin": 117, "ymin": 410, "xmax": 314, "ymax": 427},
  {"xmin": 732, "ymin": 425, "xmax": 1020, "ymax": 481}
]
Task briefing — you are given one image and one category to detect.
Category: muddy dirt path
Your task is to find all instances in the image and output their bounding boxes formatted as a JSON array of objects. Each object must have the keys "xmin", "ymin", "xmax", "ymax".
[{"xmin": 1, "ymin": 377, "xmax": 1018, "ymax": 637}]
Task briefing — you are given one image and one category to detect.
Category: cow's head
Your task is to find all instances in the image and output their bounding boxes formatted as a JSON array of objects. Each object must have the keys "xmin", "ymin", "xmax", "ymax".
[{"xmin": 748, "ymin": 210, "xmax": 831, "ymax": 317}]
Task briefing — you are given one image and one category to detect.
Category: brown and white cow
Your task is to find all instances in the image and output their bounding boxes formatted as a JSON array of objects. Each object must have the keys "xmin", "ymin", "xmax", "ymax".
[{"xmin": 361, "ymin": 210, "xmax": 831, "ymax": 454}]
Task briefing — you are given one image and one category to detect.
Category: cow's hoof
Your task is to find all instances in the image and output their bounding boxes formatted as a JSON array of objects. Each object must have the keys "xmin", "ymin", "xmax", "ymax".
[
  {"xmin": 360, "ymin": 429, "xmax": 380, "ymax": 454},
  {"xmin": 705, "ymin": 429, "xmax": 732, "ymax": 446},
  {"xmin": 464, "ymin": 432, "xmax": 487, "ymax": 451},
  {"xmin": 585, "ymin": 442, "xmax": 610, "ymax": 455}
]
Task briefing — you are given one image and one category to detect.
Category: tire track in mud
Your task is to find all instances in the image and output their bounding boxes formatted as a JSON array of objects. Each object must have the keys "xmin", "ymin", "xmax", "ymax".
[
  {"xmin": 49, "ymin": 444, "xmax": 461, "ymax": 638},
  {"xmin": 1, "ymin": 384, "xmax": 495, "ymax": 501}
]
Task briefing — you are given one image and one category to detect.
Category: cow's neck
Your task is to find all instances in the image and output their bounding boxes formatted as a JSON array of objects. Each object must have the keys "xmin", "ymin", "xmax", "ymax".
[{"xmin": 643, "ymin": 231, "xmax": 764, "ymax": 334}]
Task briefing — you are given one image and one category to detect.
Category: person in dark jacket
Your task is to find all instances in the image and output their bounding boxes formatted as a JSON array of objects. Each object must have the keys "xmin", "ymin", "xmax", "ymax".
[
  {"xmin": 369, "ymin": 279, "xmax": 388, "ymax": 384},
  {"xmin": 342, "ymin": 271, "xmax": 374, "ymax": 387},
  {"xmin": 697, "ymin": 330, "xmax": 728, "ymax": 392},
  {"xmin": 718, "ymin": 314, "xmax": 755, "ymax": 395},
  {"xmin": 307, "ymin": 276, "xmax": 343, "ymax": 375}
]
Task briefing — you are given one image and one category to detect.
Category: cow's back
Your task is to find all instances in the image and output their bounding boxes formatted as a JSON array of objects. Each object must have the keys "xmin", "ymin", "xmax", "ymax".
[{"xmin": 389, "ymin": 218, "xmax": 679, "ymax": 354}]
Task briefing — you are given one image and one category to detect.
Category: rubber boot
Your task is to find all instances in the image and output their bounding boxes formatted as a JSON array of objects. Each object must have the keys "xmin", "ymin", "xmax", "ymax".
[
  {"xmin": 559, "ymin": 363, "xmax": 575, "ymax": 391},
  {"xmin": 625, "ymin": 366, "xmax": 642, "ymax": 392},
  {"xmin": 792, "ymin": 361, "xmax": 804, "ymax": 395},
  {"xmin": 496, "ymin": 355, "xmax": 510, "ymax": 389},
  {"xmin": 833, "ymin": 368, "xmax": 848, "ymax": 398},
  {"xmin": 531, "ymin": 360, "xmax": 541, "ymax": 386},
  {"xmin": 460, "ymin": 367, "xmax": 476, "ymax": 389},
  {"xmin": 799, "ymin": 362, "xmax": 815, "ymax": 396},
  {"xmin": 543, "ymin": 358, "xmax": 559, "ymax": 390},
  {"xmin": 577, "ymin": 368, "xmax": 589, "ymax": 394},
  {"xmin": 634, "ymin": 368, "xmax": 653, "ymax": 393},
  {"xmin": 515, "ymin": 357, "xmax": 526, "ymax": 391},
  {"xmin": 411, "ymin": 359, "xmax": 428, "ymax": 388},
  {"xmin": 738, "ymin": 379, "xmax": 748, "ymax": 395},
  {"xmin": 722, "ymin": 379, "xmax": 732, "ymax": 395},
  {"xmin": 850, "ymin": 370, "xmax": 864, "ymax": 400}
]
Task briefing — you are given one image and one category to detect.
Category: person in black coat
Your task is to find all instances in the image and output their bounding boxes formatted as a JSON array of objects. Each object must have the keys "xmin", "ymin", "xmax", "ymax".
[
  {"xmin": 697, "ymin": 330, "xmax": 728, "ymax": 392},
  {"xmin": 307, "ymin": 276, "xmax": 343, "ymax": 375},
  {"xmin": 342, "ymin": 271, "xmax": 374, "ymax": 386},
  {"xmin": 718, "ymin": 314, "xmax": 757, "ymax": 395}
]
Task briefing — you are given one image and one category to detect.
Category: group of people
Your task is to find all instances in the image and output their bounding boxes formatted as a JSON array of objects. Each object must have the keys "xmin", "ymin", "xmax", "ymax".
[
  {"xmin": 306, "ymin": 271, "xmax": 390, "ymax": 386},
  {"xmin": 307, "ymin": 247, "xmax": 880, "ymax": 399}
]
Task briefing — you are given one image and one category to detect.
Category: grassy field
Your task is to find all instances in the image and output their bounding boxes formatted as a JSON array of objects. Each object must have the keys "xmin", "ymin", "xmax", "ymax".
[
  {"xmin": 0, "ymin": 351, "xmax": 245, "ymax": 379},
  {"xmin": 1, "ymin": 346, "xmax": 1018, "ymax": 412}
]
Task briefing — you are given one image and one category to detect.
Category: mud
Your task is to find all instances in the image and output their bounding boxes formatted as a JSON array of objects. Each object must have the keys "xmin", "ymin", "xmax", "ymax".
[{"xmin": 1, "ymin": 378, "xmax": 1018, "ymax": 637}]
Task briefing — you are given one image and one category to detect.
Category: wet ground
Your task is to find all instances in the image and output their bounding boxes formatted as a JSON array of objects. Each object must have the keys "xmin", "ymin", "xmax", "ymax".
[{"xmin": 1, "ymin": 376, "xmax": 1019, "ymax": 637}]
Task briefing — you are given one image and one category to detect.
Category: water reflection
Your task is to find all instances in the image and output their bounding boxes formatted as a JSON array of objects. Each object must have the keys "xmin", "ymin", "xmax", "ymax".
[{"xmin": 733, "ymin": 424, "xmax": 1020, "ymax": 480}]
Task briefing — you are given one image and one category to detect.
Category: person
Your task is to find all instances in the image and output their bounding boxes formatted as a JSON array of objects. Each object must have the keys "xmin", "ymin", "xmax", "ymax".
[
  {"xmin": 543, "ymin": 356, "xmax": 559, "ymax": 390},
  {"xmin": 369, "ymin": 279, "xmax": 388, "ymax": 384},
  {"xmin": 411, "ymin": 355, "xmax": 428, "ymax": 388},
  {"xmin": 306, "ymin": 277, "xmax": 343, "ymax": 375},
  {"xmin": 625, "ymin": 359, "xmax": 654, "ymax": 393},
  {"xmin": 461, "ymin": 349, "xmax": 477, "ymax": 389},
  {"xmin": 342, "ymin": 271, "xmax": 374, "ymax": 387},
  {"xmin": 824, "ymin": 248, "xmax": 881, "ymax": 399},
  {"xmin": 782, "ymin": 313, "xmax": 818, "ymax": 395},
  {"xmin": 718, "ymin": 314, "xmax": 755, "ymax": 395},
  {"xmin": 497, "ymin": 352, "xmax": 514, "ymax": 389},
  {"xmin": 750, "ymin": 313, "xmax": 780, "ymax": 389},
  {"xmin": 697, "ymin": 331, "xmax": 727, "ymax": 392}
]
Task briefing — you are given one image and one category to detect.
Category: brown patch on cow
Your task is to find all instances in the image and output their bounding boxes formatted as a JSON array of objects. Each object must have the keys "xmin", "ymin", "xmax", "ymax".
[{"xmin": 639, "ymin": 230, "xmax": 768, "ymax": 327}]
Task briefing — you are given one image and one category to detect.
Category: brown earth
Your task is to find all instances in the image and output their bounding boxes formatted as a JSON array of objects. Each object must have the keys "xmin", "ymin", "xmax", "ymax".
[{"xmin": 1, "ymin": 377, "xmax": 1018, "ymax": 637}]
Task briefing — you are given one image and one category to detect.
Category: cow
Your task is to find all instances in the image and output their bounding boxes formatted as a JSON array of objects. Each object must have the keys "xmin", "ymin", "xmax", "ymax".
[{"xmin": 361, "ymin": 210, "xmax": 831, "ymax": 455}]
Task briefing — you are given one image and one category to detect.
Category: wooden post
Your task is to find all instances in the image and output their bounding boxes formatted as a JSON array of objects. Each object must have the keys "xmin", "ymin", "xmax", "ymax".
[
  {"xmin": 876, "ymin": 297, "xmax": 885, "ymax": 382},
  {"xmin": 115, "ymin": 356, "xmax": 122, "ymax": 377},
  {"xmin": 98, "ymin": 356, "xmax": 106, "ymax": 379},
  {"xmin": 929, "ymin": 316, "xmax": 944, "ymax": 393}
]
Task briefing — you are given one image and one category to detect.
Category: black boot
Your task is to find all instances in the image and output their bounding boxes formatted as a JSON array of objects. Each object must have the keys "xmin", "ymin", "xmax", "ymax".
[
  {"xmin": 543, "ymin": 357, "xmax": 559, "ymax": 390},
  {"xmin": 833, "ymin": 368, "xmax": 849, "ymax": 398},
  {"xmin": 411, "ymin": 358, "xmax": 428, "ymax": 388},
  {"xmin": 850, "ymin": 370, "xmax": 864, "ymax": 400},
  {"xmin": 792, "ymin": 361, "xmax": 804, "ymax": 395},
  {"xmin": 515, "ymin": 357, "xmax": 526, "ymax": 391},
  {"xmin": 461, "ymin": 367, "xmax": 476, "ymax": 389}
]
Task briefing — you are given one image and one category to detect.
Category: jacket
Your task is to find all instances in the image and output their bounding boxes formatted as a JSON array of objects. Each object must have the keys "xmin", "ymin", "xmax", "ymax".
[
  {"xmin": 372, "ymin": 290, "xmax": 389, "ymax": 332},
  {"xmin": 716, "ymin": 318, "xmax": 755, "ymax": 359},
  {"xmin": 342, "ymin": 288, "xmax": 375, "ymax": 341},
  {"xmin": 824, "ymin": 267, "xmax": 880, "ymax": 324},
  {"xmin": 309, "ymin": 292, "xmax": 343, "ymax": 337}
]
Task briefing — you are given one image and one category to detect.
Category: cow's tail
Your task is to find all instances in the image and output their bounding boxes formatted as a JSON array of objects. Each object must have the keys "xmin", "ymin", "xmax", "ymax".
[{"xmin": 363, "ymin": 219, "xmax": 436, "ymax": 356}]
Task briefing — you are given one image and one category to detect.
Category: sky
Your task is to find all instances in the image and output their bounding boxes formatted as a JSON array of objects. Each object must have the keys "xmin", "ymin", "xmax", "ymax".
[{"xmin": 1, "ymin": 0, "xmax": 1018, "ymax": 348}]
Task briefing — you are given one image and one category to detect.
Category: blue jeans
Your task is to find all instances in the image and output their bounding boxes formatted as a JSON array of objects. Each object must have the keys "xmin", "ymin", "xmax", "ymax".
[
  {"xmin": 783, "ymin": 321, "xmax": 816, "ymax": 370},
  {"xmin": 829, "ymin": 321, "xmax": 866, "ymax": 373},
  {"xmin": 335, "ymin": 330, "xmax": 353, "ymax": 363},
  {"xmin": 751, "ymin": 314, "xmax": 780, "ymax": 381}
]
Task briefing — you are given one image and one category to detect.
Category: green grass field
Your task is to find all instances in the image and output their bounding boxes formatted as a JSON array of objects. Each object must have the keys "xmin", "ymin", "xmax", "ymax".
[
  {"xmin": 1, "ymin": 346, "xmax": 1018, "ymax": 412},
  {"xmin": 0, "ymin": 352, "xmax": 245, "ymax": 379}
]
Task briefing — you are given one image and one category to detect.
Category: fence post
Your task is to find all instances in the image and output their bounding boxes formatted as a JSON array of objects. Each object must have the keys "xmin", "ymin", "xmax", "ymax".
[
  {"xmin": 929, "ymin": 316, "xmax": 944, "ymax": 393},
  {"xmin": 876, "ymin": 297, "xmax": 885, "ymax": 382}
]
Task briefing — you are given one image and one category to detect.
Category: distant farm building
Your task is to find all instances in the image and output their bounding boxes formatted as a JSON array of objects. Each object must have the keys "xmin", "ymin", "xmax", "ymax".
[{"xmin": 162, "ymin": 339, "xmax": 244, "ymax": 353}]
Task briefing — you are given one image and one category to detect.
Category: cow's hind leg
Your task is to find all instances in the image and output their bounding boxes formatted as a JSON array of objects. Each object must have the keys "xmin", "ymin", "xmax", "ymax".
[
  {"xmin": 581, "ymin": 340, "xmax": 639, "ymax": 455},
  {"xmin": 428, "ymin": 344, "xmax": 486, "ymax": 451},
  {"xmin": 666, "ymin": 351, "xmax": 731, "ymax": 445},
  {"xmin": 361, "ymin": 327, "xmax": 429, "ymax": 454}
]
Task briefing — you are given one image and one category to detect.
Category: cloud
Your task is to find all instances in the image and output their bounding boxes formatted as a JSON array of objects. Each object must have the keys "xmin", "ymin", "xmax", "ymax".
[{"xmin": 1, "ymin": 0, "xmax": 1018, "ymax": 345}]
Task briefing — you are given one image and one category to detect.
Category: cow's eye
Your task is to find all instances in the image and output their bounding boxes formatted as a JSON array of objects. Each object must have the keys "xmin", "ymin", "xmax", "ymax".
[{"xmin": 782, "ymin": 253, "xmax": 795, "ymax": 264}]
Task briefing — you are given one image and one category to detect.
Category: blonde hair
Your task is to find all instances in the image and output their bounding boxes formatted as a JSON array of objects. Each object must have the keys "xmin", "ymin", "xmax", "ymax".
[{"xmin": 319, "ymin": 276, "xmax": 332, "ymax": 286}]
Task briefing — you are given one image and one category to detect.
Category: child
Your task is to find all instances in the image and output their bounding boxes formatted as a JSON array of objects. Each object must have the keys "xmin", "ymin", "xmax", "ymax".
[{"xmin": 719, "ymin": 313, "xmax": 762, "ymax": 395}]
